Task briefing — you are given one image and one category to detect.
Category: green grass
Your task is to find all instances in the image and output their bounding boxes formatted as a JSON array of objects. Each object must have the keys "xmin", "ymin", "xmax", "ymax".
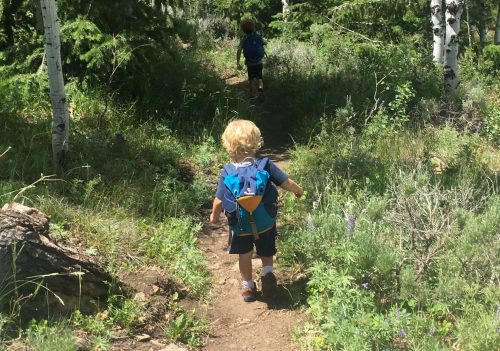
[
  {"xmin": 279, "ymin": 122, "xmax": 500, "ymax": 350},
  {"xmin": 0, "ymin": 47, "xmax": 234, "ymax": 347},
  {"xmin": 26, "ymin": 321, "xmax": 76, "ymax": 351}
]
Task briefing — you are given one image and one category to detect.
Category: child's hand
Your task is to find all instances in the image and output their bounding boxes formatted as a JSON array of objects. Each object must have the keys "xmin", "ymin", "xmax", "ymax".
[
  {"xmin": 209, "ymin": 212, "xmax": 219, "ymax": 224},
  {"xmin": 210, "ymin": 198, "xmax": 223, "ymax": 224}
]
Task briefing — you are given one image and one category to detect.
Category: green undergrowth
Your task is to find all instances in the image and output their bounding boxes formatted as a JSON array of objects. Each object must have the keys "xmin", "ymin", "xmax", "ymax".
[
  {"xmin": 280, "ymin": 121, "xmax": 499, "ymax": 350},
  {"xmin": 0, "ymin": 59, "xmax": 232, "ymax": 348},
  {"xmin": 206, "ymin": 31, "xmax": 500, "ymax": 145}
]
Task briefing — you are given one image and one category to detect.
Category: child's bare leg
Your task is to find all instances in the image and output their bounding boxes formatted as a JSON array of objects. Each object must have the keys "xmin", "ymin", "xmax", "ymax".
[
  {"xmin": 260, "ymin": 255, "xmax": 276, "ymax": 297},
  {"xmin": 239, "ymin": 251, "xmax": 253, "ymax": 281},
  {"xmin": 249, "ymin": 79, "xmax": 258, "ymax": 98},
  {"xmin": 248, "ymin": 79, "xmax": 255, "ymax": 98},
  {"xmin": 254, "ymin": 79, "xmax": 260, "ymax": 92},
  {"xmin": 260, "ymin": 256, "xmax": 273, "ymax": 269}
]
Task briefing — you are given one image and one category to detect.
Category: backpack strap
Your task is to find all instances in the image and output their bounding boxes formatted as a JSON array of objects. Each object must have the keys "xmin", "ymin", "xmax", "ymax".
[
  {"xmin": 256, "ymin": 157, "xmax": 269, "ymax": 171},
  {"xmin": 223, "ymin": 163, "xmax": 236, "ymax": 175}
]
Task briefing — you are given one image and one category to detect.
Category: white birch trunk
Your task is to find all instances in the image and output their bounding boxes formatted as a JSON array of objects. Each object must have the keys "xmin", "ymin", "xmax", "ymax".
[
  {"xmin": 444, "ymin": 0, "xmax": 464, "ymax": 91},
  {"xmin": 495, "ymin": 2, "xmax": 500, "ymax": 44},
  {"xmin": 282, "ymin": 0, "xmax": 290, "ymax": 23},
  {"xmin": 40, "ymin": 0, "xmax": 70, "ymax": 167},
  {"xmin": 431, "ymin": 0, "xmax": 444, "ymax": 63}
]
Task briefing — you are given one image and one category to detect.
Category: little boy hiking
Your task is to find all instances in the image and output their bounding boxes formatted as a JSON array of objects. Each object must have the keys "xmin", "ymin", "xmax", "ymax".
[
  {"xmin": 210, "ymin": 120, "xmax": 303, "ymax": 302},
  {"xmin": 237, "ymin": 19, "xmax": 266, "ymax": 101}
]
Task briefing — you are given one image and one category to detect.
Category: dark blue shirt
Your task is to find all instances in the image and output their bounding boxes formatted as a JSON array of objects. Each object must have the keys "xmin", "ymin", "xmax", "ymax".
[{"xmin": 215, "ymin": 158, "xmax": 288, "ymax": 200}]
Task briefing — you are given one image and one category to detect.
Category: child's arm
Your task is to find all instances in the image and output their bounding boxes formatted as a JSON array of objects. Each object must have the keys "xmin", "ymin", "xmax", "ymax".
[
  {"xmin": 280, "ymin": 178, "xmax": 304, "ymax": 197},
  {"xmin": 210, "ymin": 197, "xmax": 223, "ymax": 224},
  {"xmin": 236, "ymin": 48, "xmax": 242, "ymax": 69}
]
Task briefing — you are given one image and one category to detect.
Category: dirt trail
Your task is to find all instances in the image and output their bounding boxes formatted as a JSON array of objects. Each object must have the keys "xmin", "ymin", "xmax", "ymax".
[{"xmin": 198, "ymin": 76, "xmax": 304, "ymax": 351}]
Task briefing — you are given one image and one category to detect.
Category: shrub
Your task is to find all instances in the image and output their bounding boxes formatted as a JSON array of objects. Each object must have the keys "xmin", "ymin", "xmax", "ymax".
[{"xmin": 282, "ymin": 123, "xmax": 499, "ymax": 350}]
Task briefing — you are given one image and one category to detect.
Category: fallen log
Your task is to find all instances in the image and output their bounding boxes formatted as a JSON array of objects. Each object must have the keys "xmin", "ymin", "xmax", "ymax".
[{"xmin": 0, "ymin": 203, "xmax": 114, "ymax": 314}]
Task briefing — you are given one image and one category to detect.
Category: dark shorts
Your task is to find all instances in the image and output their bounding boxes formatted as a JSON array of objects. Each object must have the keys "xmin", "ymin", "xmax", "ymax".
[
  {"xmin": 227, "ymin": 225, "xmax": 277, "ymax": 256},
  {"xmin": 247, "ymin": 63, "xmax": 263, "ymax": 80}
]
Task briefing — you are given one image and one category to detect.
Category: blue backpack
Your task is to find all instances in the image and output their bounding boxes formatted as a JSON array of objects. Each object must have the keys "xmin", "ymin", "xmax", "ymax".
[
  {"xmin": 242, "ymin": 33, "xmax": 265, "ymax": 65},
  {"xmin": 222, "ymin": 158, "xmax": 277, "ymax": 239}
]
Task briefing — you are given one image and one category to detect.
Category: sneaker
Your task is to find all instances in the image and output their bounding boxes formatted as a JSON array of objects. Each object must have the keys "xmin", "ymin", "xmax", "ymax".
[
  {"xmin": 241, "ymin": 283, "xmax": 257, "ymax": 302},
  {"xmin": 261, "ymin": 272, "xmax": 277, "ymax": 298}
]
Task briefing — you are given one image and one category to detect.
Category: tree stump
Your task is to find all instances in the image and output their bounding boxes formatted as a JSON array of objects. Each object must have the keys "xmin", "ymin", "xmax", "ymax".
[{"xmin": 0, "ymin": 203, "xmax": 115, "ymax": 314}]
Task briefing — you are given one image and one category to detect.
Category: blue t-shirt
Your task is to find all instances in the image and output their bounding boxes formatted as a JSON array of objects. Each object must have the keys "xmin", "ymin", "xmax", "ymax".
[
  {"xmin": 239, "ymin": 33, "xmax": 266, "ymax": 66},
  {"xmin": 215, "ymin": 158, "xmax": 288, "ymax": 200}
]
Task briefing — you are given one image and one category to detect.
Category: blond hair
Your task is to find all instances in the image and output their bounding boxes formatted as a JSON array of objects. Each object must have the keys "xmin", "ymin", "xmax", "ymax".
[{"xmin": 222, "ymin": 119, "xmax": 262, "ymax": 160}]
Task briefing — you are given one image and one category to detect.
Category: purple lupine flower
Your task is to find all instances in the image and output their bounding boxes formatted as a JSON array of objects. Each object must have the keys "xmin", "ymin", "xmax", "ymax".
[
  {"xmin": 398, "ymin": 329, "xmax": 407, "ymax": 338},
  {"xmin": 347, "ymin": 213, "xmax": 356, "ymax": 240},
  {"xmin": 395, "ymin": 309, "xmax": 402, "ymax": 318}
]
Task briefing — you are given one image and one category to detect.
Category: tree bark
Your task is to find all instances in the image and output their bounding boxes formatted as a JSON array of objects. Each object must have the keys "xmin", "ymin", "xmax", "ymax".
[
  {"xmin": 495, "ymin": 2, "xmax": 500, "ymax": 44},
  {"xmin": 431, "ymin": 0, "xmax": 445, "ymax": 63},
  {"xmin": 0, "ymin": 203, "xmax": 114, "ymax": 314},
  {"xmin": 478, "ymin": 0, "xmax": 487, "ymax": 45},
  {"xmin": 282, "ymin": 0, "xmax": 290, "ymax": 23},
  {"xmin": 40, "ymin": 0, "xmax": 70, "ymax": 168},
  {"xmin": 444, "ymin": 0, "xmax": 464, "ymax": 91}
]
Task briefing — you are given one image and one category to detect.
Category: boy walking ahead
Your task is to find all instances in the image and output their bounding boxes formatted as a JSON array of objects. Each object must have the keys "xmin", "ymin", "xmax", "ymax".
[
  {"xmin": 210, "ymin": 120, "xmax": 303, "ymax": 302},
  {"xmin": 237, "ymin": 19, "xmax": 265, "ymax": 100}
]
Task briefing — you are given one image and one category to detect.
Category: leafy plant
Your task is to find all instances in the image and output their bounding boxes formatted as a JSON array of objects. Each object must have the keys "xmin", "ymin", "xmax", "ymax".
[
  {"xmin": 26, "ymin": 320, "xmax": 76, "ymax": 351},
  {"xmin": 145, "ymin": 218, "xmax": 210, "ymax": 298},
  {"xmin": 164, "ymin": 293, "xmax": 210, "ymax": 349}
]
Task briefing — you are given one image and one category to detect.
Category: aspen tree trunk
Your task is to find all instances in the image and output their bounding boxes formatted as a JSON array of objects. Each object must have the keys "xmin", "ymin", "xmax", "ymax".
[
  {"xmin": 40, "ymin": 0, "xmax": 70, "ymax": 167},
  {"xmin": 431, "ymin": 0, "xmax": 445, "ymax": 63},
  {"xmin": 495, "ymin": 2, "xmax": 500, "ymax": 44},
  {"xmin": 444, "ymin": 0, "xmax": 464, "ymax": 91},
  {"xmin": 282, "ymin": 0, "xmax": 290, "ymax": 22}
]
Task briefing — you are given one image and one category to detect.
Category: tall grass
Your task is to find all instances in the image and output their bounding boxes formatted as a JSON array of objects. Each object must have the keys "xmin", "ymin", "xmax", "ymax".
[
  {"xmin": 0, "ymin": 40, "xmax": 239, "ymax": 346},
  {"xmin": 280, "ymin": 121, "xmax": 499, "ymax": 350}
]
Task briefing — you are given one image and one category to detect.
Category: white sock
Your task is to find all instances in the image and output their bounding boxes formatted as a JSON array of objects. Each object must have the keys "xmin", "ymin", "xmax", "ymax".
[
  {"xmin": 242, "ymin": 280, "xmax": 255, "ymax": 289},
  {"xmin": 261, "ymin": 265, "xmax": 274, "ymax": 276}
]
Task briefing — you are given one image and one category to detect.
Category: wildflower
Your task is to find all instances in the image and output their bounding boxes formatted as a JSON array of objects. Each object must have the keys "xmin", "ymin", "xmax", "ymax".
[
  {"xmin": 395, "ymin": 309, "xmax": 401, "ymax": 318},
  {"xmin": 361, "ymin": 282, "xmax": 369, "ymax": 289},
  {"xmin": 398, "ymin": 329, "xmax": 407, "ymax": 338}
]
